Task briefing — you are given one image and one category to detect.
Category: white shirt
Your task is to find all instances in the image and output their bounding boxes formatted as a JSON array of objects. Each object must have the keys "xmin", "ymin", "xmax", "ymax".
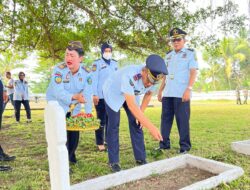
[{"xmin": 6, "ymin": 78, "xmax": 14, "ymax": 95}]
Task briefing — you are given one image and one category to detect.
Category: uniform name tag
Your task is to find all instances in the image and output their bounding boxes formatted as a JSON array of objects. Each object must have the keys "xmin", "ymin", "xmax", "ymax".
[
  {"xmin": 134, "ymin": 90, "xmax": 140, "ymax": 95},
  {"xmin": 169, "ymin": 74, "xmax": 174, "ymax": 80},
  {"xmin": 101, "ymin": 64, "xmax": 107, "ymax": 69}
]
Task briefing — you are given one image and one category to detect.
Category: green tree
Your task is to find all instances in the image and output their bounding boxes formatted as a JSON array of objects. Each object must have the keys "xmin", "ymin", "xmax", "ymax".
[
  {"xmin": 219, "ymin": 37, "xmax": 248, "ymax": 89},
  {"xmin": 202, "ymin": 44, "xmax": 223, "ymax": 90},
  {"xmin": 0, "ymin": 0, "xmax": 248, "ymax": 93},
  {"xmin": 0, "ymin": 50, "xmax": 25, "ymax": 77}
]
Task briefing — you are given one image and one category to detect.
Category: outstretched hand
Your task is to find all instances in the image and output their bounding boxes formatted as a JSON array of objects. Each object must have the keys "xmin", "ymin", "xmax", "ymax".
[{"xmin": 148, "ymin": 127, "xmax": 163, "ymax": 141}]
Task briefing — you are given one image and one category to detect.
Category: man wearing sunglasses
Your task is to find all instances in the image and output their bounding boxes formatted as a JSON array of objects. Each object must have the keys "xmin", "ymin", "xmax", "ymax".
[
  {"xmin": 157, "ymin": 28, "xmax": 198, "ymax": 154},
  {"xmin": 13, "ymin": 72, "xmax": 32, "ymax": 123},
  {"xmin": 102, "ymin": 54, "xmax": 167, "ymax": 172}
]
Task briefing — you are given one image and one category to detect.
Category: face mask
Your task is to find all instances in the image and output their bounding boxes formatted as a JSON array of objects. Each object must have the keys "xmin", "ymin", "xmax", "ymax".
[{"xmin": 103, "ymin": 52, "xmax": 112, "ymax": 60}]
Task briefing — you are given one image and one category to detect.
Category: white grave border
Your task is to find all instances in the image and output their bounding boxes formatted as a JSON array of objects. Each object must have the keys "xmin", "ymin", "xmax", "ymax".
[
  {"xmin": 231, "ymin": 140, "xmax": 250, "ymax": 156},
  {"xmin": 71, "ymin": 154, "xmax": 244, "ymax": 190},
  {"xmin": 44, "ymin": 101, "xmax": 244, "ymax": 190}
]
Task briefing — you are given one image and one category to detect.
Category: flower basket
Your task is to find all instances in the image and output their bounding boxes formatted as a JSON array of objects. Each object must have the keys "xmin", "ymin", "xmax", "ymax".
[{"xmin": 66, "ymin": 112, "xmax": 100, "ymax": 131}]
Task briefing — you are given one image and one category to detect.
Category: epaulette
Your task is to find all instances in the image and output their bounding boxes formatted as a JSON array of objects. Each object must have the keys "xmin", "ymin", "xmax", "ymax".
[
  {"xmin": 57, "ymin": 62, "xmax": 67, "ymax": 69},
  {"xmin": 166, "ymin": 50, "xmax": 173, "ymax": 55},
  {"xmin": 187, "ymin": 48, "xmax": 194, "ymax": 52},
  {"xmin": 94, "ymin": 59, "xmax": 101, "ymax": 62},
  {"xmin": 81, "ymin": 65, "xmax": 91, "ymax": 73},
  {"xmin": 112, "ymin": 59, "xmax": 117, "ymax": 62}
]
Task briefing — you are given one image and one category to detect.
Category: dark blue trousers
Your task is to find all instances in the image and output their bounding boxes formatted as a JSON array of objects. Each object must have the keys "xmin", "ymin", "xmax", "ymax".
[
  {"xmin": 160, "ymin": 97, "xmax": 191, "ymax": 152},
  {"xmin": 66, "ymin": 112, "xmax": 79, "ymax": 163},
  {"xmin": 94, "ymin": 99, "xmax": 107, "ymax": 145},
  {"xmin": 14, "ymin": 100, "xmax": 31, "ymax": 122},
  {"xmin": 0, "ymin": 81, "xmax": 3, "ymax": 129},
  {"xmin": 105, "ymin": 101, "xmax": 146, "ymax": 164}
]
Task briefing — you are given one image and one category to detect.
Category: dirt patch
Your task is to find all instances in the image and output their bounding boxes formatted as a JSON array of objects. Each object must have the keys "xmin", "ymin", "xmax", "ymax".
[
  {"xmin": 111, "ymin": 165, "xmax": 215, "ymax": 190},
  {"xmin": 3, "ymin": 115, "xmax": 13, "ymax": 119},
  {"xmin": 1, "ymin": 124, "xmax": 11, "ymax": 129}
]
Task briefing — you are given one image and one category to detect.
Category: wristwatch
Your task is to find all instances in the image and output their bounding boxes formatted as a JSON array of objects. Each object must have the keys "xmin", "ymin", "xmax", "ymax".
[{"xmin": 187, "ymin": 86, "xmax": 193, "ymax": 90}]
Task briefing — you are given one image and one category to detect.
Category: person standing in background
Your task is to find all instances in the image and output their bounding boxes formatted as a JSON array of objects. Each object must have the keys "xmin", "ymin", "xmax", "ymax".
[
  {"xmin": 91, "ymin": 42, "xmax": 118, "ymax": 151},
  {"xmin": 13, "ymin": 72, "xmax": 32, "ymax": 123},
  {"xmin": 3, "ymin": 72, "xmax": 15, "ymax": 114},
  {"xmin": 236, "ymin": 88, "xmax": 241, "ymax": 105},
  {"xmin": 243, "ymin": 88, "xmax": 248, "ymax": 104}
]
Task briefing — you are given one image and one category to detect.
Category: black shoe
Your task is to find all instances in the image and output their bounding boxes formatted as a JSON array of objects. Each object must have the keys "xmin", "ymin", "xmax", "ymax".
[
  {"xmin": 136, "ymin": 160, "xmax": 147, "ymax": 165},
  {"xmin": 110, "ymin": 163, "xmax": 121, "ymax": 173},
  {"xmin": 150, "ymin": 147, "xmax": 164, "ymax": 158},
  {"xmin": 178, "ymin": 150, "xmax": 189, "ymax": 154},
  {"xmin": 0, "ymin": 153, "xmax": 16, "ymax": 161},
  {"xmin": 0, "ymin": 165, "xmax": 12, "ymax": 171},
  {"xmin": 69, "ymin": 160, "xmax": 77, "ymax": 165}
]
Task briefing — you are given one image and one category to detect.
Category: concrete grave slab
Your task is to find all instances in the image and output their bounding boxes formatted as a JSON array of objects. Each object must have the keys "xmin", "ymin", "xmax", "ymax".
[
  {"xmin": 71, "ymin": 154, "xmax": 244, "ymax": 190},
  {"xmin": 231, "ymin": 140, "xmax": 250, "ymax": 156}
]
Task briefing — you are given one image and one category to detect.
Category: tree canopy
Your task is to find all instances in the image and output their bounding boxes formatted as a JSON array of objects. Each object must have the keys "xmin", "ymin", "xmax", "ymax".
[{"xmin": 0, "ymin": 0, "xmax": 249, "ymax": 92}]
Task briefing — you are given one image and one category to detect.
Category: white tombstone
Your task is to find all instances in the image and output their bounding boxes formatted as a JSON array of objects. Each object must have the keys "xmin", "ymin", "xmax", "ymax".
[
  {"xmin": 44, "ymin": 101, "xmax": 70, "ymax": 190},
  {"xmin": 231, "ymin": 140, "xmax": 250, "ymax": 155}
]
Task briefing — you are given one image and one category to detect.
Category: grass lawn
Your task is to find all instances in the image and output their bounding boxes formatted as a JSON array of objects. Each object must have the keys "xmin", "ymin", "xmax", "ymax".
[{"xmin": 0, "ymin": 100, "xmax": 249, "ymax": 190}]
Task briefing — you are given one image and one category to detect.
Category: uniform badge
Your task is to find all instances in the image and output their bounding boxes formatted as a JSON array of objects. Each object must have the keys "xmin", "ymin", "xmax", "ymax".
[
  {"xmin": 129, "ymin": 79, "xmax": 134, "ymax": 87},
  {"xmin": 133, "ymin": 74, "xmax": 142, "ymax": 81},
  {"xmin": 167, "ymin": 55, "xmax": 172, "ymax": 60},
  {"xmin": 54, "ymin": 72, "xmax": 62, "ymax": 84},
  {"xmin": 182, "ymin": 53, "xmax": 187, "ymax": 58},
  {"xmin": 79, "ymin": 78, "xmax": 82, "ymax": 82},
  {"xmin": 92, "ymin": 64, "xmax": 97, "ymax": 72},
  {"xmin": 87, "ymin": 77, "xmax": 92, "ymax": 85}
]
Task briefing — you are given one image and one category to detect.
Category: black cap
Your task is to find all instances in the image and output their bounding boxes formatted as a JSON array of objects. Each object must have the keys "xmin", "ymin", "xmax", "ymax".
[
  {"xmin": 67, "ymin": 41, "xmax": 83, "ymax": 50},
  {"xmin": 146, "ymin": 54, "xmax": 168, "ymax": 83},
  {"xmin": 101, "ymin": 42, "xmax": 112, "ymax": 53},
  {"xmin": 169, "ymin": 28, "xmax": 187, "ymax": 39}
]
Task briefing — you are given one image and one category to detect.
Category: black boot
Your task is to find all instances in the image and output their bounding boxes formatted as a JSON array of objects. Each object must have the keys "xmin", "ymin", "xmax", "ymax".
[
  {"xmin": 0, "ymin": 153, "xmax": 16, "ymax": 161},
  {"xmin": 0, "ymin": 165, "xmax": 12, "ymax": 171}
]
